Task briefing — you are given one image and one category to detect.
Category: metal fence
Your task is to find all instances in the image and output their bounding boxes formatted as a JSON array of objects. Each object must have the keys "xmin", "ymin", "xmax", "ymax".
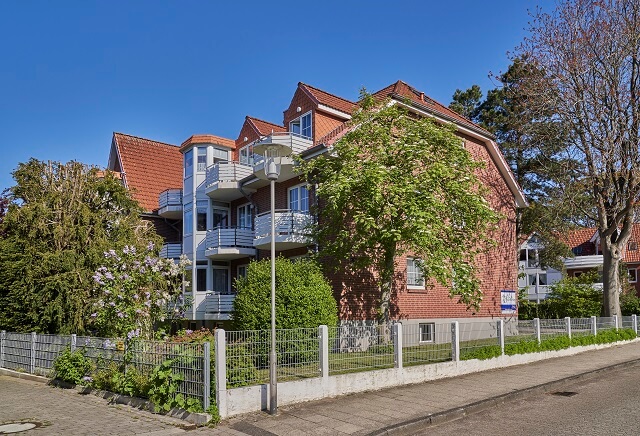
[
  {"xmin": 504, "ymin": 319, "xmax": 537, "ymax": 344},
  {"xmin": 459, "ymin": 321, "xmax": 500, "ymax": 356},
  {"xmin": 0, "ymin": 332, "xmax": 209, "ymax": 408},
  {"xmin": 327, "ymin": 323, "xmax": 394, "ymax": 375},
  {"xmin": 540, "ymin": 318, "xmax": 568, "ymax": 339},
  {"xmin": 402, "ymin": 321, "xmax": 451, "ymax": 366}
]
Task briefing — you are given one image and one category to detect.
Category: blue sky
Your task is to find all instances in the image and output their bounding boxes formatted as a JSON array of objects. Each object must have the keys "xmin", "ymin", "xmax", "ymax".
[{"xmin": 0, "ymin": 0, "xmax": 554, "ymax": 192}]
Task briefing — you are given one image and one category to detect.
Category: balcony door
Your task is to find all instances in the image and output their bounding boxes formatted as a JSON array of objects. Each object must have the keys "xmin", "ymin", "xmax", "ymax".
[
  {"xmin": 212, "ymin": 267, "xmax": 229, "ymax": 294},
  {"xmin": 212, "ymin": 207, "xmax": 229, "ymax": 229}
]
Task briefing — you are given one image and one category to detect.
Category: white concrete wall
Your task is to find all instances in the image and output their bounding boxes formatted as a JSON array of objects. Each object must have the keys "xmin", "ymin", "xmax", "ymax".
[{"xmin": 220, "ymin": 338, "xmax": 640, "ymax": 418}]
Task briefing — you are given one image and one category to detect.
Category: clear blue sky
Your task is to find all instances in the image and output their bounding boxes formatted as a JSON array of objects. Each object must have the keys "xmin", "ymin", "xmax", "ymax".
[{"xmin": 0, "ymin": 0, "xmax": 555, "ymax": 192}]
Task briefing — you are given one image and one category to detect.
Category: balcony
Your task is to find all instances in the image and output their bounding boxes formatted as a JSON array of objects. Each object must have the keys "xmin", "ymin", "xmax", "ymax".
[
  {"xmin": 254, "ymin": 210, "xmax": 313, "ymax": 250},
  {"xmin": 205, "ymin": 227, "xmax": 256, "ymax": 260},
  {"xmin": 158, "ymin": 189, "xmax": 183, "ymax": 219},
  {"xmin": 160, "ymin": 243, "xmax": 182, "ymax": 259},
  {"xmin": 249, "ymin": 132, "xmax": 313, "ymax": 185},
  {"xmin": 205, "ymin": 162, "xmax": 255, "ymax": 201},
  {"xmin": 205, "ymin": 293, "xmax": 235, "ymax": 320}
]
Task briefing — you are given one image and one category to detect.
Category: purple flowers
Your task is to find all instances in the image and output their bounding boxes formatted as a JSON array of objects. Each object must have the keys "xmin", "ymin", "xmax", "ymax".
[
  {"xmin": 90, "ymin": 313, "xmax": 97, "ymax": 318},
  {"xmin": 147, "ymin": 241, "xmax": 155, "ymax": 251},
  {"xmin": 127, "ymin": 329, "xmax": 140, "ymax": 339},
  {"xmin": 117, "ymin": 311, "xmax": 125, "ymax": 318}
]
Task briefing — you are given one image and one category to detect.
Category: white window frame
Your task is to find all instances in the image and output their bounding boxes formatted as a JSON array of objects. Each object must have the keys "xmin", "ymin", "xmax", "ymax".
[
  {"xmin": 239, "ymin": 145, "xmax": 253, "ymax": 166},
  {"xmin": 288, "ymin": 184, "xmax": 309, "ymax": 212},
  {"xmin": 184, "ymin": 149, "xmax": 193, "ymax": 177},
  {"xmin": 237, "ymin": 265, "xmax": 248, "ymax": 279},
  {"xmin": 197, "ymin": 147, "xmax": 207, "ymax": 172},
  {"xmin": 407, "ymin": 257, "xmax": 425, "ymax": 289},
  {"xmin": 196, "ymin": 200, "xmax": 208, "ymax": 232},
  {"xmin": 237, "ymin": 203, "xmax": 253, "ymax": 229},
  {"xmin": 184, "ymin": 205, "xmax": 193, "ymax": 236},
  {"xmin": 419, "ymin": 323, "xmax": 435, "ymax": 343},
  {"xmin": 289, "ymin": 111, "xmax": 312, "ymax": 139},
  {"xmin": 629, "ymin": 268, "xmax": 637, "ymax": 283},
  {"xmin": 629, "ymin": 241, "xmax": 638, "ymax": 251},
  {"xmin": 195, "ymin": 266, "xmax": 208, "ymax": 292}
]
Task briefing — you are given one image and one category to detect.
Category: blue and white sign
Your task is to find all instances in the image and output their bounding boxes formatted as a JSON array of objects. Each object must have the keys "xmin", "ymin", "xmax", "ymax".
[{"xmin": 500, "ymin": 290, "xmax": 516, "ymax": 314}]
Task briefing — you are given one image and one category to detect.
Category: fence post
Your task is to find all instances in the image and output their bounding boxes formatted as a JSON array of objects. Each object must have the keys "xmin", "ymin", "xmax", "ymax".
[
  {"xmin": 451, "ymin": 321, "xmax": 460, "ymax": 362},
  {"xmin": 565, "ymin": 317, "xmax": 572, "ymax": 340},
  {"xmin": 214, "ymin": 329, "xmax": 227, "ymax": 419},
  {"xmin": 591, "ymin": 316, "xmax": 597, "ymax": 336},
  {"xmin": 614, "ymin": 315, "xmax": 619, "ymax": 331},
  {"xmin": 497, "ymin": 320, "xmax": 505, "ymax": 356},
  {"xmin": 203, "ymin": 342, "xmax": 211, "ymax": 411},
  {"xmin": 393, "ymin": 323, "xmax": 403, "ymax": 369},
  {"xmin": 319, "ymin": 325, "xmax": 329, "ymax": 378},
  {"xmin": 30, "ymin": 332, "xmax": 36, "ymax": 374},
  {"xmin": 533, "ymin": 318, "xmax": 541, "ymax": 345},
  {"xmin": 633, "ymin": 314, "xmax": 638, "ymax": 336},
  {"xmin": 1, "ymin": 331, "xmax": 5, "ymax": 368},
  {"xmin": 71, "ymin": 334, "xmax": 77, "ymax": 353}
]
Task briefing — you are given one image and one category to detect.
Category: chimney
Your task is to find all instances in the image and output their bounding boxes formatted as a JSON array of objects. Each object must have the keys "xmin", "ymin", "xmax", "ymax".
[{"xmin": 420, "ymin": 92, "xmax": 425, "ymax": 102}]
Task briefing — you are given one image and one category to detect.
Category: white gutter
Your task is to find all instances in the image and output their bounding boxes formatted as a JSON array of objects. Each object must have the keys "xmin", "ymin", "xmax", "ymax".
[{"xmin": 317, "ymin": 104, "xmax": 352, "ymax": 120}]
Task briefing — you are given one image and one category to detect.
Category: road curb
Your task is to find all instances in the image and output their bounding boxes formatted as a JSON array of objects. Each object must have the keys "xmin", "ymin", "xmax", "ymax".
[{"xmin": 367, "ymin": 357, "xmax": 640, "ymax": 435}]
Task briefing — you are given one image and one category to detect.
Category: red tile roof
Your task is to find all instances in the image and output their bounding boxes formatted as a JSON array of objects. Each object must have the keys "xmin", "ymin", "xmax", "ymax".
[
  {"xmin": 299, "ymin": 82, "xmax": 357, "ymax": 115},
  {"xmin": 180, "ymin": 134, "xmax": 235, "ymax": 151},
  {"xmin": 372, "ymin": 80, "xmax": 494, "ymax": 137},
  {"xmin": 562, "ymin": 225, "xmax": 640, "ymax": 262},
  {"xmin": 112, "ymin": 133, "xmax": 183, "ymax": 212},
  {"xmin": 246, "ymin": 116, "xmax": 286, "ymax": 136}
]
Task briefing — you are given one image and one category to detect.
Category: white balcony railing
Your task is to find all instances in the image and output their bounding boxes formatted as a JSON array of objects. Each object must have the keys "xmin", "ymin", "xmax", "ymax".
[
  {"xmin": 158, "ymin": 189, "xmax": 182, "ymax": 208},
  {"xmin": 205, "ymin": 162, "xmax": 253, "ymax": 188},
  {"xmin": 205, "ymin": 293, "xmax": 235, "ymax": 314},
  {"xmin": 252, "ymin": 132, "xmax": 313, "ymax": 156},
  {"xmin": 160, "ymin": 243, "xmax": 182, "ymax": 259},
  {"xmin": 206, "ymin": 227, "xmax": 255, "ymax": 249},
  {"xmin": 255, "ymin": 210, "xmax": 312, "ymax": 240}
]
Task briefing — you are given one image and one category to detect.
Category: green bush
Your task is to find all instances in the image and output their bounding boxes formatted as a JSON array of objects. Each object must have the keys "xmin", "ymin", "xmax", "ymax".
[
  {"xmin": 233, "ymin": 257, "xmax": 338, "ymax": 330},
  {"xmin": 461, "ymin": 345, "xmax": 502, "ymax": 361},
  {"xmin": 148, "ymin": 358, "xmax": 202, "ymax": 413},
  {"xmin": 52, "ymin": 347, "xmax": 93, "ymax": 385},
  {"xmin": 232, "ymin": 258, "xmax": 338, "ymax": 367},
  {"xmin": 621, "ymin": 291, "xmax": 640, "ymax": 316},
  {"xmin": 226, "ymin": 341, "xmax": 259, "ymax": 388}
]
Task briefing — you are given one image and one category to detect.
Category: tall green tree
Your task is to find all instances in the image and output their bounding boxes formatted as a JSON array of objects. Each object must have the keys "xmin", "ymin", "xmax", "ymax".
[
  {"xmin": 518, "ymin": 0, "xmax": 640, "ymax": 316},
  {"xmin": 0, "ymin": 159, "xmax": 161, "ymax": 333},
  {"xmin": 300, "ymin": 93, "xmax": 501, "ymax": 323}
]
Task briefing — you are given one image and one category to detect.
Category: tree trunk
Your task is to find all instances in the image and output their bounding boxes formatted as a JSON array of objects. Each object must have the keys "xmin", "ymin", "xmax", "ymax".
[
  {"xmin": 379, "ymin": 245, "xmax": 396, "ymax": 326},
  {"xmin": 602, "ymin": 242, "xmax": 622, "ymax": 317}
]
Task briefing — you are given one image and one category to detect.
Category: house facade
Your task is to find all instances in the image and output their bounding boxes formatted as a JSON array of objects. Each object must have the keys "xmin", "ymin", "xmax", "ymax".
[
  {"xmin": 519, "ymin": 226, "xmax": 640, "ymax": 301},
  {"xmin": 108, "ymin": 81, "xmax": 527, "ymax": 333}
]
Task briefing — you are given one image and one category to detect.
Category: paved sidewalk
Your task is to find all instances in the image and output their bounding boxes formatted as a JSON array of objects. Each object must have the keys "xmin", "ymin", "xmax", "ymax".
[{"xmin": 204, "ymin": 341, "xmax": 640, "ymax": 435}]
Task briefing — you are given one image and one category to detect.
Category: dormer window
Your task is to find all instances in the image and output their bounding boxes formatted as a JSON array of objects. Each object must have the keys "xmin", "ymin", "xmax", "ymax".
[
  {"xmin": 239, "ymin": 145, "xmax": 253, "ymax": 166},
  {"xmin": 290, "ymin": 111, "xmax": 312, "ymax": 139}
]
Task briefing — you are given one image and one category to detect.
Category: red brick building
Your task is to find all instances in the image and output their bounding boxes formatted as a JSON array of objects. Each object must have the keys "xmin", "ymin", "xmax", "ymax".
[{"xmin": 107, "ymin": 81, "xmax": 527, "ymax": 331}]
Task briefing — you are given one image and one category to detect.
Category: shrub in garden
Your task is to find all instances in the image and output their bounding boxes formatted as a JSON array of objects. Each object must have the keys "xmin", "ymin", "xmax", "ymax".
[
  {"xmin": 89, "ymin": 244, "xmax": 191, "ymax": 340},
  {"xmin": 52, "ymin": 347, "xmax": 93, "ymax": 385},
  {"xmin": 232, "ymin": 258, "xmax": 338, "ymax": 367}
]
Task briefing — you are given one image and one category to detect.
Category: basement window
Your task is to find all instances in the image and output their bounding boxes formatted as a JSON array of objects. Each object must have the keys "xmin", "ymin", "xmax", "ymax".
[{"xmin": 419, "ymin": 323, "xmax": 435, "ymax": 343}]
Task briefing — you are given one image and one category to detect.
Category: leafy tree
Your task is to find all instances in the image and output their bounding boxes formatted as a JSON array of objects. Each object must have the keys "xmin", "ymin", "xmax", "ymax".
[
  {"xmin": 0, "ymin": 159, "xmax": 161, "ymax": 333},
  {"xmin": 300, "ymin": 93, "xmax": 501, "ymax": 323},
  {"xmin": 232, "ymin": 257, "xmax": 338, "ymax": 330},
  {"xmin": 518, "ymin": 0, "xmax": 640, "ymax": 316}
]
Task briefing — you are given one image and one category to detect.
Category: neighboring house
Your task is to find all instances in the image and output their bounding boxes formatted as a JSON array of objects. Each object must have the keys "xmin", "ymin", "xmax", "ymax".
[
  {"xmin": 107, "ymin": 81, "xmax": 527, "ymax": 334},
  {"xmin": 519, "ymin": 226, "xmax": 640, "ymax": 301}
]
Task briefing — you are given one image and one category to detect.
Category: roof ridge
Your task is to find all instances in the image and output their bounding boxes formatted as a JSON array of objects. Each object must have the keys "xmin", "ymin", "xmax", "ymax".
[
  {"xmin": 113, "ymin": 132, "xmax": 178, "ymax": 148},
  {"xmin": 246, "ymin": 115, "xmax": 284, "ymax": 129},
  {"xmin": 299, "ymin": 82, "xmax": 356, "ymax": 105}
]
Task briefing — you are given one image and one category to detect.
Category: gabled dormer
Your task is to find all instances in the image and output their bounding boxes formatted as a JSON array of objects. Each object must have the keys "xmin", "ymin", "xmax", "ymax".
[
  {"xmin": 234, "ymin": 116, "xmax": 285, "ymax": 165},
  {"xmin": 283, "ymin": 83, "xmax": 355, "ymax": 144}
]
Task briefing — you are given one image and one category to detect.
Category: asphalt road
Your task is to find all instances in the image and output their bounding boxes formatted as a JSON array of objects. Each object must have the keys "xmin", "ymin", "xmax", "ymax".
[{"xmin": 415, "ymin": 361, "xmax": 640, "ymax": 436}]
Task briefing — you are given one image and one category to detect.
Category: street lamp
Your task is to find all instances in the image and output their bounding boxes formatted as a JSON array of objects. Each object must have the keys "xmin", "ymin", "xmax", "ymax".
[{"xmin": 253, "ymin": 137, "xmax": 292, "ymax": 415}]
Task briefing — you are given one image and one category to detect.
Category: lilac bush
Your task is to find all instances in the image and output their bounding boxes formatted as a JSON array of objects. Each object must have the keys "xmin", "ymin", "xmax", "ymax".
[{"xmin": 90, "ymin": 243, "xmax": 191, "ymax": 340}]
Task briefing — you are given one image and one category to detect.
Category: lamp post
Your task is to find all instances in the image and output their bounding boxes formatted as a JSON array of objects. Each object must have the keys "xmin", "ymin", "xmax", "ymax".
[{"xmin": 253, "ymin": 136, "xmax": 292, "ymax": 416}]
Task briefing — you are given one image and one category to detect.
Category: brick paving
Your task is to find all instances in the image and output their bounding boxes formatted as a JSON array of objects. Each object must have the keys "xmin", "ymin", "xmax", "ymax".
[
  {"xmin": 2, "ymin": 342, "xmax": 640, "ymax": 435},
  {"xmin": 0, "ymin": 376, "xmax": 188, "ymax": 435}
]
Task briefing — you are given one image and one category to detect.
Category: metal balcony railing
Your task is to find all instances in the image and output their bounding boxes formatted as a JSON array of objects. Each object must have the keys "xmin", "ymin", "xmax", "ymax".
[
  {"xmin": 254, "ymin": 210, "xmax": 312, "ymax": 239},
  {"xmin": 205, "ymin": 161, "xmax": 253, "ymax": 188},
  {"xmin": 160, "ymin": 243, "xmax": 182, "ymax": 259},
  {"xmin": 158, "ymin": 189, "xmax": 182, "ymax": 209},
  {"xmin": 206, "ymin": 227, "xmax": 255, "ymax": 249},
  {"xmin": 252, "ymin": 132, "xmax": 313, "ymax": 156},
  {"xmin": 205, "ymin": 293, "xmax": 235, "ymax": 314}
]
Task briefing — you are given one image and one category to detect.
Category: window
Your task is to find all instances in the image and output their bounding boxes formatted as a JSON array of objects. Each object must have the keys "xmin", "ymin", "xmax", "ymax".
[
  {"xmin": 290, "ymin": 112, "xmax": 312, "ymax": 139},
  {"xmin": 629, "ymin": 268, "xmax": 637, "ymax": 283},
  {"xmin": 238, "ymin": 265, "xmax": 248, "ymax": 279},
  {"xmin": 528, "ymin": 273, "xmax": 547, "ymax": 286},
  {"xmin": 212, "ymin": 207, "xmax": 228, "ymax": 228},
  {"xmin": 527, "ymin": 249, "xmax": 539, "ymax": 267},
  {"xmin": 197, "ymin": 200, "xmax": 207, "ymax": 232},
  {"xmin": 197, "ymin": 148, "xmax": 207, "ymax": 172},
  {"xmin": 572, "ymin": 246, "xmax": 583, "ymax": 256},
  {"xmin": 289, "ymin": 185, "xmax": 309, "ymax": 212},
  {"xmin": 419, "ymin": 323, "xmax": 435, "ymax": 343},
  {"xmin": 184, "ymin": 269, "xmax": 193, "ymax": 293},
  {"xmin": 212, "ymin": 147, "xmax": 229, "ymax": 162},
  {"xmin": 238, "ymin": 204, "xmax": 253, "ymax": 229},
  {"xmin": 629, "ymin": 241, "xmax": 638, "ymax": 251},
  {"xmin": 519, "ymin": 249, "xmax": 527, "ymax": 262},
  {"xmin": 239, "ymin": 145, "xmax": 253, "ymax": 165},
  {"xmin": 407, "ymin": 258, "xmax": 424, "ymax": 288},
  {"xmin": 196, "ymin": 267, "xmax": 207, "ymax": 292},
  {"xmin": 184, "ymin": 206, "xmax": 193, "ymax": 235},
  {"xmin": 184, "ymin": 149, "xmax": 193, "ymax": 176},
  {"xmin": 574, "ymin": 271, "xmax": 583, "ymax": 278},
  {"xmin": 212, "ymin": 268, "xmax": 229, "ymax": 294}
]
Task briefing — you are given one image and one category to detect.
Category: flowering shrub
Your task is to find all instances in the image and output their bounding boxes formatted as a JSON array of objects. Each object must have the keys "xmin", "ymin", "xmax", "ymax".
[{"xmin": 90, "ymin": 243, "xmax": 191, "ymax": 340}]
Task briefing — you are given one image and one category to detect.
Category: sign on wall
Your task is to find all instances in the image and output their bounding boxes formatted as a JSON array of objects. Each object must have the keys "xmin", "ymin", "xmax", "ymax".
[{"xmin": 500, "ymin": 290, "xmax": 517, "ymax": 314}]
